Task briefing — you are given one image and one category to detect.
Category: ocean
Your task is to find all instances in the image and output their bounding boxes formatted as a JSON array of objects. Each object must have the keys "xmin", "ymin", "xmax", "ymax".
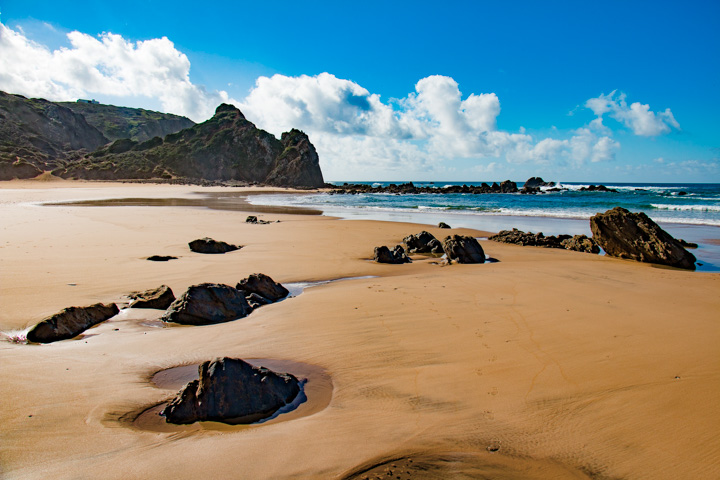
[{"xmin": 245, "ymin": 181, "xmax": 720, "ymax": 271}]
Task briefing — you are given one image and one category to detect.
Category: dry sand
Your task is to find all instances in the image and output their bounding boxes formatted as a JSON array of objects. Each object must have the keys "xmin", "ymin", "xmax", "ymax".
[{"xmin": 0, "ymin": 180, "xmax": 718, "ymax": 479}]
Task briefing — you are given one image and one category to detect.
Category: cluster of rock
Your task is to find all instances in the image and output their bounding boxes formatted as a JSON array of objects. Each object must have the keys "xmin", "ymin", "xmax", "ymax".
[
  {"xmin": 331, "ymin": 181, "xmax": 519, "ymax": 195},
  {"xmin": 188, "ymin": 237, "xmax": 240, "ymax": 254},
  {"xmin": 24, "ymin": 274, "xmax": 288, "ymax": 343},
  {"xmin": 246, "ymin": 215, "xmax": 276, "ymax": 225},
  {"xmin": 580, "ymin": 184, "xmax": 618, "ymax": 193},
  {"xmin": 161, "ymin": 357, "xmax": 301, "ymax": 425},
  {"xmin": 490, "ymin": 207, "xmax": 697, "ymax": 270},
  {"xmin": 162, "ymin": 274, "xmax": 289, "ymax": 325},
  {"xmin": 489, "ymin": 229, "xmax": 600, "ymax": 254},
  {"xmin": 374, "ymin": 230, "xmax": 486, "ymax": 265},
  {"xmin": 590, "ymin": 207, "xmax": 696, "ymax": 270}
]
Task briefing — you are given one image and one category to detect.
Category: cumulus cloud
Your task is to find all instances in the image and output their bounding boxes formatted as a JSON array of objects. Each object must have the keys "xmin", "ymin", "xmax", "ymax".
[
  {"xmin": 0, "ymin": 23, "xmax": 231, "ymax": 120},
  {"xmin": 585, "ymin": 90, "xmax": 680, "ymax": 136},
  {"xmin": 0, "ymin": 21, "xmax": 629, "ymax": 175}
]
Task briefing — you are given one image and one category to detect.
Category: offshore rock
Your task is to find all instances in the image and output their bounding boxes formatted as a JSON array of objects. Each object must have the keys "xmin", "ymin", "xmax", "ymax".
[
  {"xmin": 162, "ymin": 283, "xmax": 252, "ymax": 325},
  {"xmin": 236, "ymin": 273, "xmax": 289, "ymax": 303},
  {"xmin": 403, "ymin": 231, "xmax": 444, "ymax": 254},
  {"xmin": 129, "ymin": 285, "xmax": 176, "ymax": 309},
  {"xmin": 161, "ymin": 357, "xmax": 301, "ymax": 424},
  {"xmin": 442, "ymin": 235, "xmax": 486, "ymax": 264},
  {"xmin": 523, "ymin": 177, "xmax": 555, "ymax": 189},
  {"xmin": 26, "ymin": 303, "xmax": 119, "ymax": 343},
  {"xmin": 590, "ymin": 207, "xmax": 696, "ymax": 269},
  {"xmin": 374, "ymin": 245, "xmax": 411, "ymax": 264},
  {"xmin": 188, "ymin": 237, "xmax": 240, "ymax": 254}
]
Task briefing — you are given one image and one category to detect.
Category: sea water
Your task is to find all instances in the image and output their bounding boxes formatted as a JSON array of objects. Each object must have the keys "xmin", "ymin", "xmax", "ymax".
[{"xmin": 245, "ymin": 181, "xmax": 720, "ymax": 271}]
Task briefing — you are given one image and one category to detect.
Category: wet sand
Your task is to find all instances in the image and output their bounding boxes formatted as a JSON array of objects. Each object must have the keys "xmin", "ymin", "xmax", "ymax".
[{"xmin": 1, "ymin": 180, "xmax": 719, "ymax": 479}]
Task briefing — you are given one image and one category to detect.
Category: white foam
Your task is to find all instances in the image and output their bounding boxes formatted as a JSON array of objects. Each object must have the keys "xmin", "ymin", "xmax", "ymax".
[{"xmin": 651, "ymin": 204, "xmax": 720, "ymax": 212}]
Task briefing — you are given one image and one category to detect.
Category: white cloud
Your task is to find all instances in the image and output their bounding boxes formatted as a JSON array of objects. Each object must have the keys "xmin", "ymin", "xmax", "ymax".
[
  {"xmin": 0, "ymin": 21, "xmax": 631, "ymax": 176},
  {"xmin": 585, "ymin": 90, "xmax": 680, "ymax": 136},
  {"xmin": 0, "ymin": 23, "xmax": 232, "ymax": 121}
]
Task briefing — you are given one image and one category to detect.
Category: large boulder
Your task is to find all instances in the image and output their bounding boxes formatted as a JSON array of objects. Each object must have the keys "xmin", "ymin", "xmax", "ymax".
[
  {"xmin": 374, "ymin": 245, "xmax": 411, "ymax": 264},
  {"xmin": 162, "ymin": 283, "xmax": 252, "ymax": 325},
  {"xmin": 590, "ymin": 207, "xmax": 696, "ymax": 270},
  {"xmin": 403, "ymin": 231, "xmax": 443, "ymax": 254},
  {"xmin": 523, "ymin": 177, "xmax": 555, "ymax": 189},
  {"xmin": 442, "ymin": 235, "xmax": 486, "ymax": 264},
  {"xmin": 161, "ymin": 357, "xmax": 301, "ymax": 424},
  {"xmin": 129, "ymin": 285, "xmax": 176, "ymax": 309},
  {"xmin": 236, "ymin": 273, "xmax": 289, "ymax": 303},
  {"xmin": 188, "ymin": 237, "xmax": 240, "ymax": 254},
  {"xmin": 26, "ymin": 303, "xmax": 119, "ymax": 343}
]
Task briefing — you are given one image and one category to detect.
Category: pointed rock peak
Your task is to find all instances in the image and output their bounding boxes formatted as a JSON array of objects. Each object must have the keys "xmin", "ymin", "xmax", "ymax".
[
  {"xmin": 281, "ymin": 128, "xmax": 309, "ymax": 145},
  {"xmin": 214, "ymin": 103, "xmax": 245, "ymax": 119}
]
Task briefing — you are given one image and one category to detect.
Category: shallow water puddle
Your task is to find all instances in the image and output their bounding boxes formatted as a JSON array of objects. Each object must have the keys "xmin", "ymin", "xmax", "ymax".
[{"xmin": 125, "ymin": 358, "xmax": 332, "ymax": 433}]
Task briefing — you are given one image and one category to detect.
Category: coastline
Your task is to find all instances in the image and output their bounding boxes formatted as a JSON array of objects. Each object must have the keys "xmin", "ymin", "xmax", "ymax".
[{"xmin": 1, "ymin": 181, "xmax": 719, "ymax": 479}]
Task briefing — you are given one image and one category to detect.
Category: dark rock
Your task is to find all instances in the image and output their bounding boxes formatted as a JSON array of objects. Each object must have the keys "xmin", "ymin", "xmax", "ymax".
[
  {"xmin": 26, "ymin": 303, "xmax": 119, "ymax": 343},
  {"xmin": 162, "ymin": 283, "xmax": 252, "ymax": 325},
  {"xmin": 129, "ymin": 285, "xmax": 176, "ymax": 309},
  {"xmin": 678, "ymin": 238, "xmax": 698, "ymax": 249},
  {"xmin": 329, "ymin": 180, "xmax": 520, "ymax": 196},
  {"xmin": 264, "ymin": 129, "xmax": 325, "ymax": 188},
  {"xmin": 442, "ymin": 235, "xmax": 486, "ymax": 264},
  {"xmin": 147, "ymin": 255, "xmax": 178, "ymax": 261},
  {"xmin": 590, "ymin": 207, "xmax": 696, "ymax": 270},
  {"xmin": 580, "ymin": 184, "xmax": 618, "ymax": 193},
  {"xmin": 188, "ymin": 237, "xmax": 240, "ymax": 254},
  {"xmin": 246, "ymin": 293, "xmax": 272, "ymax": 309},
  {"xmin": 403, "ymin": 231, "xmax": 444, "ymax": 254},
  {"xmin": 499, "ymin": 180, "xmax": 518, "ymax": 193},
  {"xmin": 161, "ymin": 357, "xmax": 301, "ymax": 424},
  {"xmin": 489, "ymin": 228, "xmax": 565, "ymax": 248},
  {"xmin": 677, "ymin": 191, "xmax": 688, "ymax": 196},
  {"xmin": 438, "ymin": 222, "xmax": 451, "ymax": 229},
  {"xmin": 561, "ymin": 235, "xmax": 600, "ymax": 254},
  {"xmin": 236, "ymin": 273, "xmax": 289, "ymax": 302},
  {"xmin": 246, "ymin": 215, "xmax": 272, "ymax": 225},
  {"xmin": 374, "ymin": 245, "xmax": 411, "ymax": 264},
  {"xmin": 523, "ymin": 177, "xmax": 555, "ymax": 189}
]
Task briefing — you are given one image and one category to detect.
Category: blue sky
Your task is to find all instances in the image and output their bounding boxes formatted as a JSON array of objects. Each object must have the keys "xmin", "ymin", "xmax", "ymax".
[{"xmin": 1, "ymin": 1, "xmax": 718, "ymax": 182}]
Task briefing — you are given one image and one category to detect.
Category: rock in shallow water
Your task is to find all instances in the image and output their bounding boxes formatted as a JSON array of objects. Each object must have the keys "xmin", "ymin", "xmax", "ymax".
[
  {"xmin": 26, "ymin": 303, "xmax": 119, "ymax": 343},
  {"xmin": 590, "ymin": 207, "xmax": 696, "ymax": 270},
  {"xmin": 236, "ymin": 273, "xmax": 289, "ymax": 302},
  {"xmin": 162, "ymin": 283, "xmax": 252, "ymax": 325},
  {"xmin": 161, "ymin": 357, "xmax": 301, "ymax": 424}
]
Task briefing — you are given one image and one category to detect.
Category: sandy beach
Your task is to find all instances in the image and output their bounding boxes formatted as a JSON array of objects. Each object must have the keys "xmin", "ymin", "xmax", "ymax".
[{"xmin": 1, "ymin": 180, "xmax": 719, "ymax": 479}]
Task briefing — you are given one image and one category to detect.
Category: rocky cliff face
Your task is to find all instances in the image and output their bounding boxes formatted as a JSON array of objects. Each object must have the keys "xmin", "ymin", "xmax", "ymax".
[
  {"xmin": 55, "ymin": 104, "xmax": 325, "ymax": 187},
  {"xmin": 59, "ymin": 102, "xmax": 194, "ymax": 142},
  {"xmin": 0, "ymin": 91, "xmax": 109, "ymax": 178}
]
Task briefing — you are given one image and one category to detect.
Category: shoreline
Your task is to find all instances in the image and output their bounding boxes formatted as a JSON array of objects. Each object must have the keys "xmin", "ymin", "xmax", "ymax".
[{"xmin": 1, "ymin": 181, "xmax": 719, "ymax": 479}]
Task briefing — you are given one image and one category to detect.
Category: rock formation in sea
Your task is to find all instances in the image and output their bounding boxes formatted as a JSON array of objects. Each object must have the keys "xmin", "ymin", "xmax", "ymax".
[
  {"xmin": 161, "ymin": 357, "xmax": 301, "ymax": 424},
  {"xmin": 330, "ymin": 181, "xmax": 518, "ymax": 195},
  {"xmin": 26, "ymin": 303, "xmax": 119, "ymax": 343},
  {"xmin": 162, "ymin": 283, "xmax": 253, "ymax": 325},
  {"xmin": 129, "ymin": 285, "xmax": 176, "ymax": 310},
  {"xmin": 442, "ymin": 235, "xmax": 486, "ymax": 264},
  {"xmin": 188, "ymin": 237, "xmax": 241, "ymax": 254},
  {"xmin": 590, "ymin": 207, "xmax": 696, "ymax": 269}
]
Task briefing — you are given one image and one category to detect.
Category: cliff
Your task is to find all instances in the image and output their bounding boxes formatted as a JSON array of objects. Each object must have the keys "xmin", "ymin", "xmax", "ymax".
[
  {"xmin": 0, "ymin": 91, "xmax": 109, "ymax": 179},
  {"xmin": 58, "ymin": 102, "xmax": 194, "ymax": 142},
  {"xmin": 55, "ymin": 104, "xmax": 325, "ymax": 188}
]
